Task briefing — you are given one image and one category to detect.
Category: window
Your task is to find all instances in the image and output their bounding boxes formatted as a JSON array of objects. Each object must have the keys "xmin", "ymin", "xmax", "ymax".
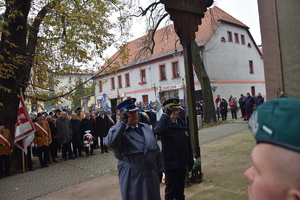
[
  {"xmin": 118, "ymin": 75, "xmax": 122, "ymax": 88},
  {"xmin": 159, "ymin": 64, "xmax": 167, "ymax": 80},
  {"xmin": 241, "ymin": 35, "xmax": 245, "ymax": 45},
  {"xmin": 111, "ymin": 77, "xmax": 115, "ymax": 90},
  {"xmin": 227, "ymin": 31, "xmax": 232, "ymax": 42},
  {"xmin": 141, "ymin": 69, "xmax": 146, "ymax": 83},
  {"xmin": 248, "ymin": 43, "xmax": 252, "ymax": 48},
  {"xmin": 251, "ymin": 86, "xmax": 255, "ymax": 96},
  {"xmin": 172, "ymin": 62, "xmax": 180, "ymax": 78},
  {"xmin": 98, "ymin": 80, "xmax": 102, "ymax": 92},
  {"xmin": 142, "ymin": 95, "xmax": 148, "ymax": 104},
  {"xmin": 234, "ymin": 33, "xmax": 239, "ymax": 43},
  {"xmin": 249, "ymin": 60, "xmax": 254, "ymax": 74},
  {"xmin": 125, "ymin": 73, "xmax": 130, "ymax": 87},
  {"xmin": 221, "ymin": 37, "xmax": 226, "ymax": 42}
]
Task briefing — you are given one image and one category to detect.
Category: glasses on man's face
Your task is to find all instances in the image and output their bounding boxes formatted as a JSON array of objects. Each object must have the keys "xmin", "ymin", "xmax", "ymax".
[{"xmin": 172, "ymin": 109, "xmax": 180, "ymax": 112}]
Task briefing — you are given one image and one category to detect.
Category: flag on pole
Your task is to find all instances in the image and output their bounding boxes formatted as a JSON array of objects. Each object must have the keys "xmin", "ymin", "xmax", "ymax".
[
  {"xmin": 14, "ymin": 96, "xmax": 35, "ymax": 155},
  {"xmin": 155, "ymin": 96, "xmax": 163, "ymax": 121}
]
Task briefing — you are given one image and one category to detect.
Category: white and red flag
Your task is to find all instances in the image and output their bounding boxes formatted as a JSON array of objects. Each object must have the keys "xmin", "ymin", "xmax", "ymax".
[{"xmin": 14, "ymin": 96, "xmax": 35, "ymax": 154}]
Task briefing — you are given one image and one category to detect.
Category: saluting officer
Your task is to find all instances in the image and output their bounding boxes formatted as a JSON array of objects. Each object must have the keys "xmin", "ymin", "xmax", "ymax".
[
  {"xmin": 105, "ymin": 98, "xmax": 164, "ymax": 200},
  {"xmin": 0, "ymin": 121, "xmax": 13, "ymax": 178},
  {"xmin": 154, "ymin": 98, "xmax": 194, "ymax": 200},
  {"xmin": 33, "ymin": 113, "xmax": 52, "ymax": 168}
]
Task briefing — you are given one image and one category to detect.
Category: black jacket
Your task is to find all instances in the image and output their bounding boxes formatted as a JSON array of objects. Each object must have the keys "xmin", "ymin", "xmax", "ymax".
[
  {"xmin": 220, "ymin": 101, "xmax": 228, "ymax": 113},
  {"xmin": 80, "ymin": 117, "xmax": 95, "ymax": 138},
  {"xmin": 48, "ymin": 120, "xmax": 58, "ymax": 140},
  {"xmin": 95, "ymin": 115, "xmax": 110, "ymax": 137},
  {"xmin": 71, "ymin": 119, "xmax": 82, "ymax": 142},
  {"xmin": 154, "ymin": 113, "xmax": 194, "ymax": 170}
]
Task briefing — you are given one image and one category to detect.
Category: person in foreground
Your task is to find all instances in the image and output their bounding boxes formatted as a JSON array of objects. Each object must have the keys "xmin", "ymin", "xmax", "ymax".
[
  {"xmin": 245, "ymin": 97, "xmax": 300, "ymax": 200},
  {"xmin": 154, "ymin": 98, "xmax": 194, "ymax": 200},
  {"xmin": 104, "ymin": 98, "xmax": 164, "ymax": 200}
]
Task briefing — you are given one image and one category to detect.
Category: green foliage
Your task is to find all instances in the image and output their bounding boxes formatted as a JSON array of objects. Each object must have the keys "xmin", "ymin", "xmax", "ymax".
[{"xmin": 0, "ymin": 0, "xmax": 133, "ymax": 106}]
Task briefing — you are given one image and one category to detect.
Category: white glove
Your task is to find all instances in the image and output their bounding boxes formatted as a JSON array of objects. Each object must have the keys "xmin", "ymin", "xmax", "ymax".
[
  {"xmin": 49, "ymin": 142, "xmax": 51, "ymax": 144},
  {"xmin": 31, "ymin": 143, "xmax": 34, "ymax": 147},
  {"xmin": 34, "ymin": 144, "xmax": 37, "ymax": 148}
]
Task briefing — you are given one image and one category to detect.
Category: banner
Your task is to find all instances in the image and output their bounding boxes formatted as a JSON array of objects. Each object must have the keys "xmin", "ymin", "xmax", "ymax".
[
  {"xmin": 14, "ymin": 96, "xmax": 35, "ymax": 155},
  {"xmin": 155, "ymin": 96, "xmax": 163, "ymax": 121}
]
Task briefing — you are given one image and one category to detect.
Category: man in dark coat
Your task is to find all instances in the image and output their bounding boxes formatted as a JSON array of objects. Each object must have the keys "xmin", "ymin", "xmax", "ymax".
[
  {"xmin": 238, "ymin": 94, "xmax": 246, "ymax": 119},
  {"xmin": 53, "ymin": 109, "xmax": 61, "ymax": 119},
  {"xmin": 81, "ymin": 111, "xmax": 96, "ymax": 155},
  {"xmin": 106, "ymin": 109, "xmax": 116, "ymax": 125},
  {"xmin": 46, "ymin": 115, "xmax": 59, "ymax": 163},
  {"xmin": 105, "ymin": 98, "xmax": 164, "ymax": 200},
  {"xmin": 154, "ymin": 98, "xmax": 194, "ymax": 200},
  {"xmin": 56, "ymin": 111, "xmax": 74, "ymax": 161},
  {"xmin": 71, "ymin": 113, "xmax": 83, "ymax": 157},
  {"xmin": 95, "ymin": 109, "xmax": 110, "ymax": 154},
  {"xmin": 245, "ymin": 93, "xmax": 255, "ymax": 120},
  {"xmin": 220, "ymin": 98, "xmax": 228, "ymax": 121},
  {"xmin": 255, "ymin": 92, "xmax": 264, "ymax": 108}
]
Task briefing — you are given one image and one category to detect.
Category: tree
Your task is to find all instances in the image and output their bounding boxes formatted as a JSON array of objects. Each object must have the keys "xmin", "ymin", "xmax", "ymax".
[
  {"xmin": 0, "ymin": 0, "xmax": 131, "ymax": 173},
  {"xmin": 191, "ymin": 40, "xmax": 217, "ymax": 124},
  {"xmin": 71, "ymin": 77, "xmax": 94, "ymax": 111}
]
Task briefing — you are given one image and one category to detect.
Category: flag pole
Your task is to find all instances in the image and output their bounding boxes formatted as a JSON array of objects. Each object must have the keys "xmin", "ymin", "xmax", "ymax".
[
  {"xmin": 20, "ymin": 88, "xmax": 26, "ymax": 173},
  {"xmin": 22, "ymin": 151, "xmax": 25, "ymax": 173}
]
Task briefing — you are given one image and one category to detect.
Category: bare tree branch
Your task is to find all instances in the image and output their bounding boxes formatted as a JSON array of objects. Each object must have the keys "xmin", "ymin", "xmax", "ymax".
[{"xmin": 32, "ymin": 52, "xmax": 123, "ymax": 102}]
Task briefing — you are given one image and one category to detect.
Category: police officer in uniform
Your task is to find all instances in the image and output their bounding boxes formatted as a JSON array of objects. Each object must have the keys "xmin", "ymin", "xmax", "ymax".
[
  {"xmin": 105, "ymin": 98, "xmax": 164, "ymax": 200},
  {"xmin": 0, "ymin": 121, "xmax": 13, "ymax": 178},
  {"xmin": 154, "ymin": 98, "xmax": 194, "ymax": 200}
]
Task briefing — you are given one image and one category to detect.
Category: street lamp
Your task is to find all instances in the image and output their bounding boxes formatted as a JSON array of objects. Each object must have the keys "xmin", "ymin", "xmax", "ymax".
[{"xmin": 173, "ymin": 39, "xmax": 181, "ymax": 58}]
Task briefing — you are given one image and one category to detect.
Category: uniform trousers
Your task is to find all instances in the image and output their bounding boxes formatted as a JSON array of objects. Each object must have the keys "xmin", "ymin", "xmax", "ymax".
[
  {"xmin": 27, "ymin": 146, "xmax": 33, "ymax": 170},
  {"xmin": 246, "ymin": 107, "xmax": 253, "ymax": 119},
  {"xmin": 62, "ymin": 142, "xmax": 73, "ymax": 159},
  {"xmin": 165, "ymin": 169, "xmax": 186, "ymax": 200},
  {"xmin": 0, "ymin": 154, "xmax": 10, "ymax": 178},
  {"xmin": 100, "ymin": 136, "xmax": 108, "ymax": 152},
  {"xmin": 72, "ymin": 141, "xmax": 82, "ymax": 156},
  {"xmin": 37, "ymin": 146, "xmax": 49, "ymax": 167},
  {"xmin": 49, "ymin": 139, "xmax": 58, "ymax": 161}
]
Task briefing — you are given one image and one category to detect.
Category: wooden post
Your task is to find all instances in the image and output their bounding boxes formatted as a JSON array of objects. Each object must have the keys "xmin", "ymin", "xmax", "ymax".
[
  {"xmin": 22, "ymin": 151, "xmax": 25, "ymax": 173},
  {"xmin": 182, "ymin": 38, "xmax": 203, "ymax": 182}
]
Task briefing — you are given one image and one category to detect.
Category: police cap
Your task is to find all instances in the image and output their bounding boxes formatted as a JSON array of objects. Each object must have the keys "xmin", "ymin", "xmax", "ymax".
[
  {"xmin": 117, "ymin": 98, "xmax": 139, "ymax": 112},
  {"xmin": 162, "ymin": 98, "xmax": 180, "ymax": 109}
]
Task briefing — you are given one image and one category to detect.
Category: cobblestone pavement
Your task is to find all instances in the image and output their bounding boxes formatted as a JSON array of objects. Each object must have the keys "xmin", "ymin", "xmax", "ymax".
[{"xmin": 0, "ymin": 149, "xmax": 118, "ymax": 200}]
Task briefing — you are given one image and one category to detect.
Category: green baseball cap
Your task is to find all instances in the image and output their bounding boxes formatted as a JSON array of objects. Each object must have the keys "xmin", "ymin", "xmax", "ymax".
[{"xmin": 248, "ymin": 98, "xmax": 300, "ymax": 152}]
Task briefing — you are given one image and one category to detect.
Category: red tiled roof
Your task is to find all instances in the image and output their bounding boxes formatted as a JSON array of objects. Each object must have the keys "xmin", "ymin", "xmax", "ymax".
[{"xmin": 100, "ymin": 6, "xmax": 249, "ymax": 72}]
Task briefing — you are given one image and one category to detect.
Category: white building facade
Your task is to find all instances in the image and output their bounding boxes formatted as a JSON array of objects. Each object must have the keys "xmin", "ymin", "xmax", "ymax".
[
  {"xmin": 94, "ymin": 7, "xmax": 265, "ymax": 110},
  {"xmin": 46, "ymin": 72, "xmax": 94, "ymax": 111}
]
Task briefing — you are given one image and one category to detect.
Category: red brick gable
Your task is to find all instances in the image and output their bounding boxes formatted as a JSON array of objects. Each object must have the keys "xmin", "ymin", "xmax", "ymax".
[{"xmin": 100, "ymin": 6, "xmax": 249, "ymax": 72}]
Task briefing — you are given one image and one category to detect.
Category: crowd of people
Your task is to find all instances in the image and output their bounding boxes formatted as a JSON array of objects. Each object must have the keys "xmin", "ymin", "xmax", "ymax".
[
  {"xmin": 0, "ymin": 106, "xmax": 119, "ymax": 177},
  {"xmin": 2, "ymin": 91, "xmax": 299, "ymax": 200},
  {"xmin": 215, "ymin": 92, "xmax": 270, "ymax": 121}
]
